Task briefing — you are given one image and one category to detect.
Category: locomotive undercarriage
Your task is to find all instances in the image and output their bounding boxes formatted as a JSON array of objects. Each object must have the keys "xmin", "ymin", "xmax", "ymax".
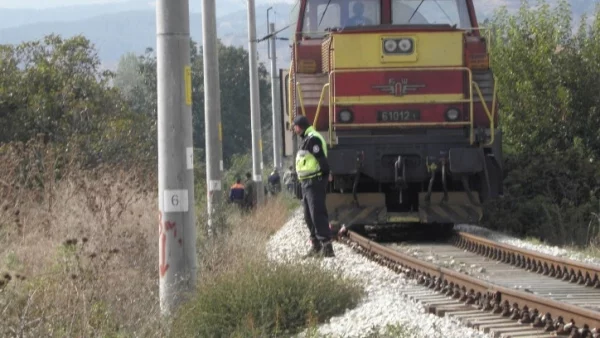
[{"xmin": 323, "ymin": 128, "xmax": 503, "ymax": 237}]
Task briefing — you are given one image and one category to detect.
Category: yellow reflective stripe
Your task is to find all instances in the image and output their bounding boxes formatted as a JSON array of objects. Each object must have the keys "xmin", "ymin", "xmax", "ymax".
[
  {"xmin": 305, "ymin": 126, "xmax": 328, "ymax": 157},
  {"xmin": 295, "ymin": 127, "xmax": 328, "ymax": 181},
  {"xmin": 295, "ymin": 149, "xmax": 321, "ymax": 178}
]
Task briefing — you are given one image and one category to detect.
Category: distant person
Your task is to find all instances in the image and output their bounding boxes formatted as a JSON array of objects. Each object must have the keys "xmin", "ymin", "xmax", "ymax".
[
  {"xmin": 243, "ymin": 172, "xmax": 256, "ymax": 211},
  {"xmin": 229, "ymin": 178, "xmax": 245, "ymax": 207},
  {"xmin": 264, "ymin": 184, "xmax": 269, "ymax": 201},
  {"xmin": 346, "ymin": 2, "xmax": 373, "ymax": 27},
  {"xmin": 283, "ymin": 166, "xmax": 295, "ymax": 194},
  {"xmin": 268, "ymin": 170, "xmax": 281, "ymax": 195}
]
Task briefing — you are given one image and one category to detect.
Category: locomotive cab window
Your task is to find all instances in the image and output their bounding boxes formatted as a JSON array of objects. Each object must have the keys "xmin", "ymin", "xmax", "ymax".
[
  {"xmin": 345, "ymin": 1, "xmax": 381, "ymax": 27},
  {"xmin": 301, "ymin": 0, "xmax": 381, "ymax": 38},
  {"xmin": 391, "ymin": 0, "xmax": 472, "ymax": 29}
]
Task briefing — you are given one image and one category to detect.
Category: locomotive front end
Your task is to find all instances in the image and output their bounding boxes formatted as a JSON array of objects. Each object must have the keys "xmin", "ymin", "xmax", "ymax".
[{"xmin": 283, "ymin": 0, "xmax": 503, "ymax": 235}]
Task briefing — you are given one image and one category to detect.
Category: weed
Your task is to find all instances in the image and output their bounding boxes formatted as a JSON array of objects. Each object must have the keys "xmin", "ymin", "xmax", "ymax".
[
  {"xmin": 171, "ymin": 260, "xmax": 364, "ymax": 338},
  {"xmin": 0, "ymin": 141, "xmax": 362, "ymax": 337}
]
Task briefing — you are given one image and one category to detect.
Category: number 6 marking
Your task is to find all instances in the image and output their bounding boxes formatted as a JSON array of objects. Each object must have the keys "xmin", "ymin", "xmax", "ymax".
[{"xmin": 164, "ymin": 190, "xmax": 188, "ymax": 212}]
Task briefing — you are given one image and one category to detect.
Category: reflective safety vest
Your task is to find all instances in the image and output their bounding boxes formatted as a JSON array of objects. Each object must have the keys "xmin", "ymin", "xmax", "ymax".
[{"xmin": 295, "ymin": 126, "xmax": 328, "ymax": 181}]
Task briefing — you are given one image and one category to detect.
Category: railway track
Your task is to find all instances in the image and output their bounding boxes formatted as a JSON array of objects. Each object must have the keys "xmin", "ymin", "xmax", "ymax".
[{"xmin": 338, "ymin": 230, "xmax": 600, "ymax": 338}]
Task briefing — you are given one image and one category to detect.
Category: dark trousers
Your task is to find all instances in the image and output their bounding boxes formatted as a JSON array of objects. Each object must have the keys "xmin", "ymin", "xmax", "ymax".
[{"xmin": 301, "ymin": 176, "xmax": 331, "ymax": 243}]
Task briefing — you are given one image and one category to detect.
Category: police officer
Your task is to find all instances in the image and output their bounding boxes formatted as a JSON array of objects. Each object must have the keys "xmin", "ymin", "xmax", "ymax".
[{"xmin": 292, "ymin": 115, "xmax": 334, "ymax": 258}]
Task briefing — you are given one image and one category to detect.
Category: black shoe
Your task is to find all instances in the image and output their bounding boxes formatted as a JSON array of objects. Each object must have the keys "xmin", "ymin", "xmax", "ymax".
[
  {"xmin": 302, "ymin": 240, "xmax": 322, "ymax": 259},
  {"xmin": 320, "ymin": 241, "xmax": 335, "ymax": 258}
]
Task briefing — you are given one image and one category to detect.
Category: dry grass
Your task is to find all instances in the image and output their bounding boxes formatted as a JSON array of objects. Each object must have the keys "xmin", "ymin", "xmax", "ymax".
[
  {"xmin": 0, "ymin": 140, "xmax": 314, "ymax": 337},
  {"xmin": 196, "ymin": 196, "xmax": 293, "ymax": 279},
  {"xmin": 0, "ymin": 141, "xmax": 163, "ymax": 337},
  {"xmin": 174, "ymin": 198, "xmax": 363, "ymax": 338}
]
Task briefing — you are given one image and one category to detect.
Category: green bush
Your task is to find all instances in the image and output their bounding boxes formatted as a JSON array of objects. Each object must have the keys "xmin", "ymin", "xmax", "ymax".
[
  {"xmin": 483, "ymin": 0, "xmax": 600, "ymax": 247},
  {"xmin": 483, "ymin": 147, "xmax": 600, "ymax": 245},
  {"xmin": 171, "ymin": 260, "xmax": 364, "ymax": 338}
]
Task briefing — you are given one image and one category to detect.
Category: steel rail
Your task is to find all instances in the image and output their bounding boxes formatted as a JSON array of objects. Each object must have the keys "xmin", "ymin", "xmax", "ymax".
[
  {"xmin": 343, "ymin": 230, "xmax": 600, "ymax": 336},
  {"xmin": 453, "ymin": 232, "xmax": 600, "ymax": 288}
]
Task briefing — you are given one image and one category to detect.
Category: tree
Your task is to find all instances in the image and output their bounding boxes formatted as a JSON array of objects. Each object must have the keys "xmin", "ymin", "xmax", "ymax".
[
  {"xmin": 134, "ymin": 39, "xmax": 273, "ymax": 165},
  {"xmin": 0, "ymin": 34, "xmax": 155, "ymax": 165},
  {"xmin": 484, "ymin": 0, "xmax": 600, "ymax": 245},
  {"xmin": 114, "ymin": 52, "xmax": 145, "ymax": 108}
]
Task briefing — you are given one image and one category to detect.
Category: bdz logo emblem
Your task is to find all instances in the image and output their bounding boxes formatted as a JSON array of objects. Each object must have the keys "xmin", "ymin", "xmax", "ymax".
[{"xmin": 372, "ymin": 78, "xmax": 425, "ymax": 96}]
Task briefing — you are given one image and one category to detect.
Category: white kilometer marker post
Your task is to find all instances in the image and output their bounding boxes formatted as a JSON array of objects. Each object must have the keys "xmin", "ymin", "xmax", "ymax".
[
  {"xmin": 247, "ymin": 0, "xmax": 265, "ymax": 205},
  {"xmin": 156, "ymin": 0, "xmax": 197, "ymax": 316},
  {"xmin": 202, "ymin": 0, "xmax": 224, "ymax": 235},
  {"xmin": 269, "ymin": 22, "xmax": 283, "ymax": 173}
]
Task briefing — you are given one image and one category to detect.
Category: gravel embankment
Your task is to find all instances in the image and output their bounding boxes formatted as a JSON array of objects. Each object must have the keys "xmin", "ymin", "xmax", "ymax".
[
  {"xmin": 455, "ymin": 224, "xmax": 600, "ymax": 266},
  {"xmin": 267, "ymin": 209, "xmax": 490, "ymax": 338}
]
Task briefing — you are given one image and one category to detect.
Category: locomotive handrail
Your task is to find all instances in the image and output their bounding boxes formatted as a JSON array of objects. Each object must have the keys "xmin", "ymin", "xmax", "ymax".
[
  {"xmin": 330, "ymin": 67, "xmax": 473, "ymax": 73},
  {"xmin": 330, "ymin": 66, "xmax": 475, "ymax": 144},
  {"xmin": 295, "ymin": 81, "xmax": 307, "ymax": 117},
  {"xmin": 313, "ymin": 83, "xmax": 330, "ymax": 129},
  {"xmin": 329, "ymin": 72, "xmax": 334, "ymax": 145},
  {"xmin": 332, "ymin": 122, "xmax": 471, "ymax": 128},
  {"xmin": 288, "ymin": 63, "xmax": 294, "ymax": 129},
  {"xmin": 471, "ymin": 76, "xmax": 498, "ymax": 147}
]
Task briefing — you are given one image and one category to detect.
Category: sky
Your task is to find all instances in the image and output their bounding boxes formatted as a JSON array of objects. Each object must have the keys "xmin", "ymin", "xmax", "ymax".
[
  {"xmin": 0, "ymin": 0, "xmax": 130, "ymax": 8},
  {"xmin": 0, "ymin": 0, "xmax": 293, "ymax": 8}
]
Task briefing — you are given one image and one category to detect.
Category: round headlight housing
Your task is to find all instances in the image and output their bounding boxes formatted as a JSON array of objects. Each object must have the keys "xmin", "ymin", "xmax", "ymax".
[
  {"xmin": 383, "ymin": 39, "xmax": 398, "ymax": 53},
  {"xmin": 338, "ymin": 109, "xmax": 353, "ymax": 123},
  {"xmin": 398, "ymin": 38, "xmax": 412, "ymax": 52},
  {"xmin": 445, "ymin": 108, "xmax": 460, "ymax": 121}
]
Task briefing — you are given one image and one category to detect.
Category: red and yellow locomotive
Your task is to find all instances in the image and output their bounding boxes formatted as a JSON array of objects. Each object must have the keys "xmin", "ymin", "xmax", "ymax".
[{"xmin": 280, "ymin": 0, "xmax": 502, "ymax": 234}]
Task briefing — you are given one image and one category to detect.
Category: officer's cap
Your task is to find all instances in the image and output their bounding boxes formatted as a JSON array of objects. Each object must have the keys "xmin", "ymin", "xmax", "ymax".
[{"xmin": 292, "ymin": 115, "xmax": 310, "ymax": 129}]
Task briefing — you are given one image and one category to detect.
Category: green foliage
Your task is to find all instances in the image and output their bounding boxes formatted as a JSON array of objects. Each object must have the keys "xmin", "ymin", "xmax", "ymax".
[
  {"xmin": 485, "ymin": 0, "xmax": 600, "ymax": 246},
  {"xmin": 491, "ymin": 0, "xmax": 575, "ymax": 153},
  {"xmin": 113, "ymin": 52, "xmax": 151, "ymax": 115},
  {"xmin": 170, "ymin": 260, "xmax": 364, "ymax": 338},
  {"xmin": 223, "ymin": 152, "xmax": 253, "ymax": 184},
  {"xmin": 0, "ymin": 34, "xmax": 155, "ymax": 166},
  {"xmin": 126, "ymin": 40, "xmax": 274, "ymax": 166},
  {"xmin": 1, "ymin": 33, "xmax": 275, "ymax": 170}
]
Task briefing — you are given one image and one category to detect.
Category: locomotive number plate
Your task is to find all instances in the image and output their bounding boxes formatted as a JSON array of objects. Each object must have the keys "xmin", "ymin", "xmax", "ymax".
[{"xmin": 377, "ymin": 110, "xmax": 420, "ymax": 122}]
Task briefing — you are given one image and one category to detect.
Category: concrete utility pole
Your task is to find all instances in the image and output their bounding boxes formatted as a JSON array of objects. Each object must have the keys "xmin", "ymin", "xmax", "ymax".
[
  {"xmin": 156, "ymin": 0, "xmax": 196, "ymax": 315},
  {"xmin": 202, "ymin": 0, "xmax": 223, "ymax": 234},
  {"xmin": 247, "ymin": 0, "xmax": 265, "ymax": 205},
  {"xmin": 269, "ymin": 22, "xmax": 283, "ymax": 173}
]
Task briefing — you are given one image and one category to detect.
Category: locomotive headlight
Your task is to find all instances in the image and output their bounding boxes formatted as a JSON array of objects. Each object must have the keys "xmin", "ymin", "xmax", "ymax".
[
  {"xmin": 338, "ymin": 109, "xmax": 353, "ymax": 123},
  {"xmin": 445, "ymin": 108, "xmax": 460, "ymax": 121},
  {"xmin": 382, "ymin": 37, "xmax": 415, "ymax": 55},
  {"xmin": 397, "ymin": 39, "xmax": 412, "ymax": 52},
  {"xmin": 383, "ymin": 39, "xmax": 398, "ymax": 53}
]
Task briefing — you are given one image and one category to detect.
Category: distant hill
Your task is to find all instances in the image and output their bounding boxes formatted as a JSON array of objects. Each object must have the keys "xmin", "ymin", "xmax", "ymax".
[
  {"xmin": 0, "ymin": 0, "xmax": 595, "ymax": 69},
  {"xmin": 0, "ymin": 0, "xmax": 265, "ymax": 29},
  {"xmin": 0, "ymin": 2, "xmax": 294, "ymax": 69}
]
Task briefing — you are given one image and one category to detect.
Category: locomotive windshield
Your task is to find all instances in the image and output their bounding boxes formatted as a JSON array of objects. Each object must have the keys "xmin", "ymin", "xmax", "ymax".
[
  {"xmin": 392, "ymin": 0, "xmax": 472, "ymax": 28},
  {"xmin": 301, "ymin": 0, "xmax": 381, "ymax": 38},
  {"xmin": 299, "ymin": 0, "xmax": 473, "ymax": 39}
]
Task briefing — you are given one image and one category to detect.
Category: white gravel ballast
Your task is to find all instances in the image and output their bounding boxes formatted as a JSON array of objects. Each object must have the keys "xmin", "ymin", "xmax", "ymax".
[{"xmin": 267, "ymin": 209, "xmax": 490, "ymax": 338}]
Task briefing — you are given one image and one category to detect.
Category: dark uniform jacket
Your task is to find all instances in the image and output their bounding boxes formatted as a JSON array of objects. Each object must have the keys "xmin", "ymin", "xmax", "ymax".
[
  {"xmin": 229, "ymin": 183, "xmax": 245, "ymax": 203},
  {"xmin": 243, "ymin": 178, "xmax": 256, "ymax": 207}
]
